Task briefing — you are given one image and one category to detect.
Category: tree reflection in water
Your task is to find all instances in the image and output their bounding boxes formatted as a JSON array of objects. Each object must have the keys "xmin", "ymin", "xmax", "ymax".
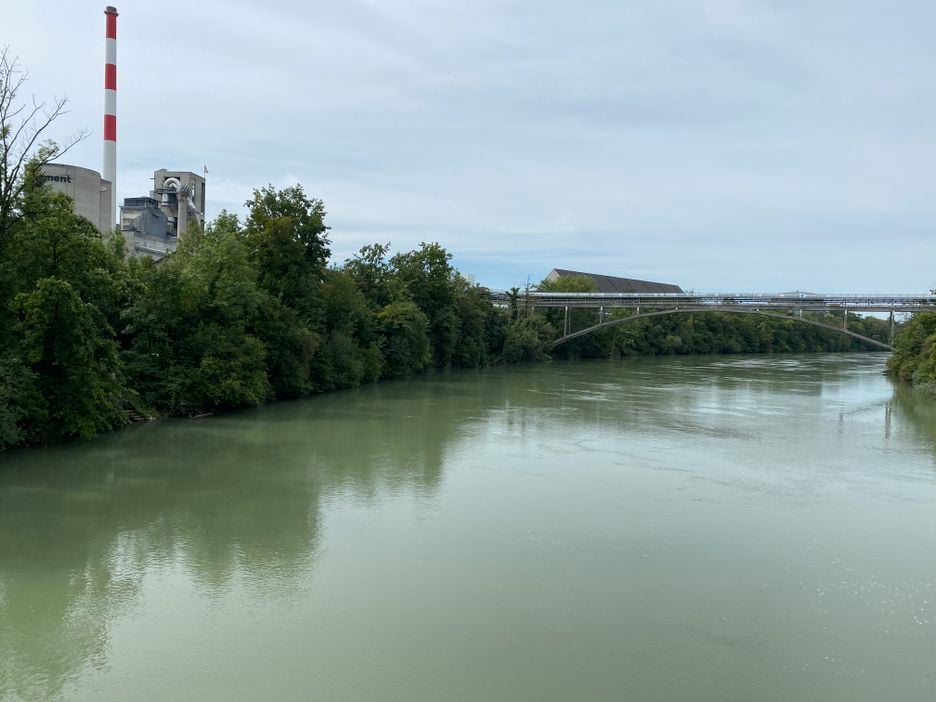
[{"xmin": 0, "ymin": 371, "xmax": 498, "ymax": 700}]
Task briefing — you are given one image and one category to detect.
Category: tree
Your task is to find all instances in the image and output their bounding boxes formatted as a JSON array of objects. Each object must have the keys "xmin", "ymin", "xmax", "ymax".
[
  {"xmin": 344, "ymin": 242, "xmax": 395, "ymax": 309},
  {"xmin": 887, "ymin": 312, "xmax": 936, "ymax": 384},
  {"xmin": 0, "ymin": 52, "xmax": 128, "ymax": 446},
  {"xmin": 0, "ymin": 48, "xmax": 88, "ymax": 240},
  {"xmin": 252, "ymin": 296, "xmax": 319, "ymax": 399},
  {"xmin": 452, "ymin": 279, "xmax": 492, "ymax": 368},
  {"xmin": 503, "ymin": 316, "xmax": 555, "ymax": 363},
  {"xmin": 0, "ymin": 356, "xmax": 37, "ymax": 449},
  {"xmin": 122, "ymin": 218, "xmax": 271, "ymax": 415},
  {"xmin": 376, "ymin": 301, "xmax": 430, "ymax": 377},
  {"xmin": 15, "ymin": 278, "xmax": 124, "ymax": 443},
  {"xmin": 10, "ymin": 161, "xmax": 126, "ymax": 328},
  {"xmin": 390, "ymin": 242, "xmax": 458, "ymax": 367},
  {"xmin": 310, "ymin": 269, "xmax": 380, "ymax": 389},
  {"xmin": 507, "ymin": 287, "xmax": 520, "ymax": 321},
  {"xmin": 242, "ymin": 185, "xmax": 330, "ymax": 320}
]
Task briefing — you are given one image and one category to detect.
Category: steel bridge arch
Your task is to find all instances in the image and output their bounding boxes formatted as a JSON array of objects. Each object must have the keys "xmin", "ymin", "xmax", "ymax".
[{"xmin": 551, "ymin": 306, "xmax": 894, "ymax": 352}]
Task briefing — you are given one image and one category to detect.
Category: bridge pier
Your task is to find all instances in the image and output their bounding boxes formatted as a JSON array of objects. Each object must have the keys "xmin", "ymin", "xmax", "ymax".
[
  {"xmin": 563, "ymin": 306, "xmax": 570, "ymax": 336},
  {"xmin": 889, "ymin": 310, "xmax": 895, "ymax": 344}
]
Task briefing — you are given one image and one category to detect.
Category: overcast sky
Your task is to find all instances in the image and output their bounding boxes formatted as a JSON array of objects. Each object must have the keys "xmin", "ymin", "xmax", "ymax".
[{"xmin": 6, "ymin": 0, "xmax": 935, "ymax": 291}]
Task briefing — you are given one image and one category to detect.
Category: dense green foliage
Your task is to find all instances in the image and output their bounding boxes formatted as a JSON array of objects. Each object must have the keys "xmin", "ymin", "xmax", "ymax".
[
  {"xmin": 1, "ymin": 163, "xmax": 127, "ymax": 448},
  {"xmin": 118, "ymin": 196, "xmax": 515, "ymax": 418},
  {"xmin": 0, "ymin": 168, "xmax": 897, "ymax": 451},
  {"xmin": 0, "ymin": 166, "xmax": 524, "ymax": 448},
  {"xmin": 886, "ymin": 313, "xmax": 936, "ymax": 392}
]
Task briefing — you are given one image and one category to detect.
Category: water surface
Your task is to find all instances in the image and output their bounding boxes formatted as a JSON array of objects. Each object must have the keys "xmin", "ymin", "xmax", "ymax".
[{"xmin": 2, "ymin": 354, "xmax": 935, "ymax": 701}]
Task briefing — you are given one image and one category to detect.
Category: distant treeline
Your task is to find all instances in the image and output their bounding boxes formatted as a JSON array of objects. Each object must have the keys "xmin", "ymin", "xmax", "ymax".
[{"xmin": 0, "ymin": 165, "xmax": 893, "ymax": 449}]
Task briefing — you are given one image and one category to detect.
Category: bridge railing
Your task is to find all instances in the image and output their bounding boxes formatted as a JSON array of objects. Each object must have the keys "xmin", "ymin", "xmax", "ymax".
[{"xmin": 488, "ymin": 291, "xmax": 936, "ymax": 312}]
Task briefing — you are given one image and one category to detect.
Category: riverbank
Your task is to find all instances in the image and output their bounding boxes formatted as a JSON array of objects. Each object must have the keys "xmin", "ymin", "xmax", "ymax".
[
  {"xmin": 886, "ymin": 312, "xmax": 936, "ymax": 393},
  {"xmin": 3, "ymin": 331, "xmax": 895, "ymax": 456},
  {"xmin": 0, "ymin": 174, "xmax": 896, "ymax": 452}
]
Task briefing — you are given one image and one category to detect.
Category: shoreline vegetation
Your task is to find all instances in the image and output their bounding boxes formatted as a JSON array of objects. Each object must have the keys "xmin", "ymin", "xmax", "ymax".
[
  {"xmin": 0, "ymin": 163, "xmax": 905, "ymax": 451},
  {"xmin": 886, "ymin": 312, "xmax": 936, "ymax": 393}
]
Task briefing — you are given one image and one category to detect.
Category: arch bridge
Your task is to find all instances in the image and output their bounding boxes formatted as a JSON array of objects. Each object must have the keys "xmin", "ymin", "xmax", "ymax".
[{"xmin": 489, "ymin": 292, "xmax": 936, "ymax": 352}]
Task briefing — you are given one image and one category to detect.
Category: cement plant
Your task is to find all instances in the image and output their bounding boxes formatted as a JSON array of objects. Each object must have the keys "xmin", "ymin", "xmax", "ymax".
[{"xmin": 39, "ymin": 6, "xmax": 205, "ymax": 261}]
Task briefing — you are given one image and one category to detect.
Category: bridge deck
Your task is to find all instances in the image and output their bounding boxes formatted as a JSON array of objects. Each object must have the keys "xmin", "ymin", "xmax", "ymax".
[{"xmin": 491, "ymin": 292, "xmax": 936, "ymax": 313}]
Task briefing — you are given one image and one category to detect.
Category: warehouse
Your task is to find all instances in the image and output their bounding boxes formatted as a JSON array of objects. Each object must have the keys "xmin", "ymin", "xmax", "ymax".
[{"xmin": 546, "ymin": 268, "xmax": 683, "ymax": 294}]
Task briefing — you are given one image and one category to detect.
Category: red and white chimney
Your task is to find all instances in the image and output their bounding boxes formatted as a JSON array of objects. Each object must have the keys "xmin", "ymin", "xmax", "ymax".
[{"xmin": 103, "ymin": 6, "xmax": 118, "ymax": 227}]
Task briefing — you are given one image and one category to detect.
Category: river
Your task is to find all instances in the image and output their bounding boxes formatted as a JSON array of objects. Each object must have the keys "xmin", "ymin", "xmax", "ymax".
[{"xmin": 1, "ymin": 354, "xmax": 935, "ymax": 701}]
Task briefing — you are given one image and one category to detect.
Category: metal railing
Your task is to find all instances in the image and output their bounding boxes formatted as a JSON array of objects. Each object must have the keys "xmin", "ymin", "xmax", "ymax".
[{"xmin": 489, "ymin": 291, "xmax": 936, "ymax": 312}]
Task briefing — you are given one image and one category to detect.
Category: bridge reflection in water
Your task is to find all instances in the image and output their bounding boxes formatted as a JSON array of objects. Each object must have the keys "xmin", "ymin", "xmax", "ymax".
[{"xmin": 489, "ymin": 292, "xmax": 936, "ymax": 352}]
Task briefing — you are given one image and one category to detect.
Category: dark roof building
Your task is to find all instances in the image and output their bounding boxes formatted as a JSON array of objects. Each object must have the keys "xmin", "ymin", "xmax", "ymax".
[{"xmin": 546, "ymin": 268, "xmax": 683, "ymax": 294}]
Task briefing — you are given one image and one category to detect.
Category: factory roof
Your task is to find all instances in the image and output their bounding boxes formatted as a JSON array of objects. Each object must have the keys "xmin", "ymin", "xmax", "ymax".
[{"xmin": 548, "ymin": 268, "xmax": 684, "ymax": 294}]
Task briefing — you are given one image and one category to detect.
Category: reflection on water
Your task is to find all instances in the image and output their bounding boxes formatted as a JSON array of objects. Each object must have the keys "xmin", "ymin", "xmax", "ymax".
[
  {"xmin": 889, "ymin": 381, "xmax": 936, "ymax": 447},
  {"xmin": 0, "ymin": 380, "xmax": 462, "ymax": 699},
  {"xmin": 1, "ymin": 354, "xmax": 935, "ymax": 701}
]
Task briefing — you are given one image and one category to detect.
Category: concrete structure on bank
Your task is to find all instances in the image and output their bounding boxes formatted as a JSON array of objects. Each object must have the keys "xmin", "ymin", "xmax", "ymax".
[
  {"xmin": 39, "ymin": 163, "xmax": 113, "ymax": 233},
  {"xmin": 120, "ymin": 169, "xmax": 206, "ymax": 260},
  {"xmin": 546, "ymin": 268, "xmax": 683, "ymax": 294}
]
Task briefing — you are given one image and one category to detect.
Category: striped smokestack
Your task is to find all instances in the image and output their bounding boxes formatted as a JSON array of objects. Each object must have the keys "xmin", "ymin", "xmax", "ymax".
[{"xmin": 103, "ymin": 6, "xmax": 118, "ymax": 227}]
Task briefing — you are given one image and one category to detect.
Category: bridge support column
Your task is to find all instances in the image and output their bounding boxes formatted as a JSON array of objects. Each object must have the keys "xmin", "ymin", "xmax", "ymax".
[
  {"xmin": 564, "ymin": 306, "xmax": 569, "ymax": 336},
  {"xmin": 843, "ymin": 311, "xmax": 848, "ymax": 332},
  {"xmin": 889, "ymin": 310, "xmax": 895, "ymax": 344},
  {"xmin": 599, "ymin": 306, "xmax": 604, "ymax": 325}
]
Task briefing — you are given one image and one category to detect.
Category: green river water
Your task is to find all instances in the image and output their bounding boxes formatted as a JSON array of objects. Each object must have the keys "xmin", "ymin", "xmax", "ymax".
[{"xmin": 2, "ymin": 354, "xmax": 935, "ymax": 701}]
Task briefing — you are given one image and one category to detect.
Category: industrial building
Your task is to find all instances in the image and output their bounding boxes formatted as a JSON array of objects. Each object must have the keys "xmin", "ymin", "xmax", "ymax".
[
  {"xmin": 39, "ymin": 163, "xmax": 113, "ymax": 233},
  {"xmin": 29, "ymin": 9, "xmax": 207, "ymax": 262},
  {"xmin": 546, "ymin": 268, "xmax": 683, "ymax": 294},
  {"xmin": 120, "ymin": 169, "xmax": 206, "ymax": 260}
]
